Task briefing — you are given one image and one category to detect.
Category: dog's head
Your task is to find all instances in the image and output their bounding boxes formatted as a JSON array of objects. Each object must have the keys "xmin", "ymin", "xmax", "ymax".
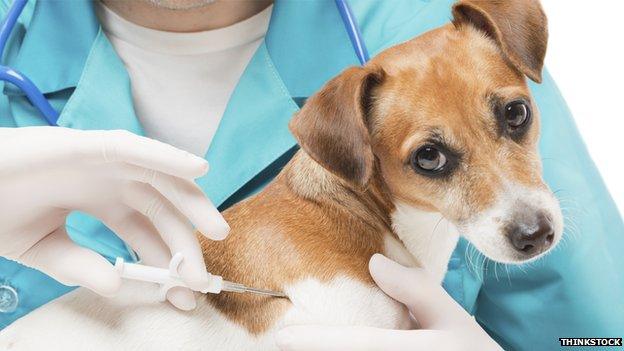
[{"xmin": 290, "ymin": 0, "xmax": 562, "ymax": 264}]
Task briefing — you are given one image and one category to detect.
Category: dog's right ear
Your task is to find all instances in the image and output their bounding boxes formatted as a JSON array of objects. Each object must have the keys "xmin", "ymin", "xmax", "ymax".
[
  {"xmin": 452, "ymin": 0, "xmax": 548, "ymax": 83},
  {"xmin": 289, "ymin": 66, "xmax": 385, "ymax": 189}
]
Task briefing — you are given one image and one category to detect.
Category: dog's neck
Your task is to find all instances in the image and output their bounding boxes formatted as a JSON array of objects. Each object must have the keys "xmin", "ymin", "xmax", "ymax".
[
  {"xmin": 391, "ymin": 201, "xmax": 459, "ymax": 281},
  {"xmin": 283, "ymin": 151, "xmax": 459, "ymax": 281},
  {"xmin": 283, "ymin": 152, "xmax": 394, "ymax": 232}
]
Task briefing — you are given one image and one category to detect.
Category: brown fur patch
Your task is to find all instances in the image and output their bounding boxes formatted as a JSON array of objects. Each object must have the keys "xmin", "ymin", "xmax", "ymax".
[{"xmin": 199, "ymin": 153, "xmax": 394, "ymax": 334}]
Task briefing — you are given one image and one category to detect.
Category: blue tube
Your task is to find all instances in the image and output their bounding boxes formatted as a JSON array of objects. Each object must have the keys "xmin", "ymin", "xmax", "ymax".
[
  {"xmin": 0, "ymin": 0, "xmax": 27, "ymax": 57},
  {"xmin": 0, "ymin": 0, "xmax": 59, "ymax": 125},
  {"xmin": 334, "ymin": 0, "xmax": 369, "ymax": 65},
  {"xmin": 0, "ymin": 66, "xmax": 59, "ymax": 125}
]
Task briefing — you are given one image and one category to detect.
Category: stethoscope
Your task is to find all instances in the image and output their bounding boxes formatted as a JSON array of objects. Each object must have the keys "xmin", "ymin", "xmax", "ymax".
[
  {"xmin": 0, "ymin": 0, "xmax": 368, "ymax": 126},
  {"xmin": 0, "ymin": 0, "xmax": 59, "ymax": 125}
]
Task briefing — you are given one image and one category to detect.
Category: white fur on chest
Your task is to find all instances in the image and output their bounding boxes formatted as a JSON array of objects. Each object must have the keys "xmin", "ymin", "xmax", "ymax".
[
  {"xmin": 281, "ymin": 276, "xmax": 410, "ymax": 329},
  {"xmin": 390, "ymin": 201, "xmax": 460, "ymax": 283},
  {"xmin": 0, "ymin": 276, "xmax": 409, "ymax": 351}
]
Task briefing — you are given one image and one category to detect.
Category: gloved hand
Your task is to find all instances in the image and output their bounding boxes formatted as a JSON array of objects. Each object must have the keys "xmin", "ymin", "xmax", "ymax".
[
  {"xmin": 0, "ymin": 126, "xmax": 229, "ymax": 311},
  {"xmin": 277, "ymin": 254, "xmax": 502, "ymax": 351}
]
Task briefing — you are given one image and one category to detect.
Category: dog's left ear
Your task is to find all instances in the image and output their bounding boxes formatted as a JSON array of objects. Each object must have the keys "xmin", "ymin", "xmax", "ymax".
[
  {"xmin": 452, "ymin": 0, "xmax": 548, "ymax": 83},
  {"xmin": 289, "ymin": 66, "xmax": 385, "ymax": 189}
]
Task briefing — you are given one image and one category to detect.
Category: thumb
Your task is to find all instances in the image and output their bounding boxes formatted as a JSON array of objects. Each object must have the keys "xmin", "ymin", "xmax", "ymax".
[
  {"xmin": 368, "ymin": 254, "xmax": 469, "ymax": 328},
  {"xmin": 18, "ymin": 227, "xmax": 122, "ymax": 297}
]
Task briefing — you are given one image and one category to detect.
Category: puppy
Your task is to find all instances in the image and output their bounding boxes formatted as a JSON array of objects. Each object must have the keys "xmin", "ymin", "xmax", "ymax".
[{"xmin": 0, "ymin": 0, "xmax": 562, "ymax": 349}]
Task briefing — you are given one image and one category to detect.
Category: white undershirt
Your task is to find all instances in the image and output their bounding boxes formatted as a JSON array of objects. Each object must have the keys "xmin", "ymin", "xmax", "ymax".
[{"xmin": 96, "ymin": 3, "xmax": 272, "ymax": 156}]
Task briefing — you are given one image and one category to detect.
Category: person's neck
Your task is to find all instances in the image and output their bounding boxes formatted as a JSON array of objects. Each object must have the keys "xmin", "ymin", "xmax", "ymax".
[{"xmin": 100, "ymin": 0, "xmax": 273, "ymax": 32}]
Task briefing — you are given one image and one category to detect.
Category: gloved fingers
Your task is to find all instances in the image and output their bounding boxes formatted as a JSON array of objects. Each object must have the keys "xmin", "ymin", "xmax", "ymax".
[
  {"xmin": 368, "ymin": 254, "xmax": 469, "ymax": 328},
  {"xmin": 122, "ymin": 182, "xmax": 210, "ymax": 292},
  {"xmin": 117, "ymin": 163, "xmax": 229, "ymax": 240},
  {"xmin": 5, "ymin": 127, "xmax": 208, "ymax": 179},
  {"xmin": 99, "ymin": 208, "xmax": 198, "ymax": 310},
  {"xmin": 276, "ymin": 325, "xmax": 458, "ymax": 351},
  {"xmin": 17, "ymin": 227, "xmax": 121, "ymax": 297},
  {"xmin": 82, "ymin": 129, "xmax": 209, "ymax": 179}
]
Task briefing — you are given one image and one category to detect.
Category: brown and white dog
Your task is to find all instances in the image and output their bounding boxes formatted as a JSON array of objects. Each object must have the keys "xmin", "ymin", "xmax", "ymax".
[{"xmin": 0, "ymin": 0, "xmax": 563, "ymax": 349}]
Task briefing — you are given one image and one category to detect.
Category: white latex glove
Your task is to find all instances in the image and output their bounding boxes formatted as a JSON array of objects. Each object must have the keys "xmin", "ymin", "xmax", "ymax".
[
  {"xmin": 0, "ymin": 127, "xmax": 230, "ymax": 311},
  {"xmin": 277, "ymin": 254, "xmax": 502, "ymax": 351}
]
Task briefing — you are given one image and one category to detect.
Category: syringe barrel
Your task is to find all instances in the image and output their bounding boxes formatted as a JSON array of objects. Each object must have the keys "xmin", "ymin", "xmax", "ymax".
[{"xmin": 115, "ymin": 258, "xmax": 173, "ymax": 284}]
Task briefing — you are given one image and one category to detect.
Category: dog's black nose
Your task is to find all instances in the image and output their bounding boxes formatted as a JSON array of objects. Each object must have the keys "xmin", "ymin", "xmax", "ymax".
[{"xmin": 508, "ymin": 213, "xmax": 555, "ymax": 256}]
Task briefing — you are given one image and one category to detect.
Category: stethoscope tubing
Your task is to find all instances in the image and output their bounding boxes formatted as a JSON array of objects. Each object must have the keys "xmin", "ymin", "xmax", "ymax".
[
  {"xmin": 334, "ymin": 0, "xmax": 369, "ymax": 65},
  {"xmin": 0, "ymin": 0, "xmax": 27, "ymax": 55},
  {"xmin": 0, "ymin": 67, "xmax": 59, "ymax": 124},
  {"xmin": 0, "ymin": 0, "xmax": 59, "ymax": 125}
]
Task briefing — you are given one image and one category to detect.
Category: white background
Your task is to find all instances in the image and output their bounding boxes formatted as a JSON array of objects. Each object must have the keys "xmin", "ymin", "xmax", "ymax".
[{"xmin": 541, "ymin": 1, "xmax": 623, "ymax": 213}]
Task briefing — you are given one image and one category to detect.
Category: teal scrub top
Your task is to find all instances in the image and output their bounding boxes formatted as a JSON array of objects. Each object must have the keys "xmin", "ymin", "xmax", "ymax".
[{"xmin": 0, "ymin": 1, "xmax": 622, "ymax": 350}]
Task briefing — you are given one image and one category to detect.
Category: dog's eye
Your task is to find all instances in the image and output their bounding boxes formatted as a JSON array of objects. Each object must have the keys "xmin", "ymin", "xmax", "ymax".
[
  {"xmin": 412, "ymin": 146, "xmax": 447, "ymax": 173},
  {"xmin": 505, "ymin": 101, "xmax": 530, "ymax": 128}
]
